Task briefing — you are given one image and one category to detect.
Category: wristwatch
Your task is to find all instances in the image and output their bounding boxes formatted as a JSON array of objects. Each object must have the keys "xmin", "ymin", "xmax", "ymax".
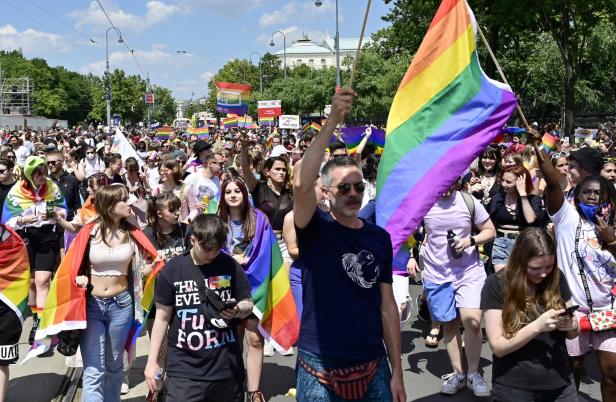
[{"xmin": 470, "ymin": 237, "xmax": 476, "ymax": 247}]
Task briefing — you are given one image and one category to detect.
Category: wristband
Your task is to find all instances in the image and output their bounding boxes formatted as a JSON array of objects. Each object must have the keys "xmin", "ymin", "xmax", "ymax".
[{"xmin": 470, "ymin": 237, "xmax": 476, "ymax": 247}]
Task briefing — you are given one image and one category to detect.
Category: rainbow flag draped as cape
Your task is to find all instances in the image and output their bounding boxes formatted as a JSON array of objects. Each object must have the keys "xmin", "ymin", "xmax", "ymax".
[
  {"xmin": 376, "ymin": 0, "xmax": 517, "ymax": 254},
  {"xmin": 244, "ymin": 210, "xmax": 299, "ymax": 351},
  {"xmin": 0, "ymin": 225, "xmax": 30, "ymax": 323},
  {"xmin": 2, "ymin": 179, "xmax": 67, "ymax": 226},
  {"xmin": 24, "ymin": 222, "xmax": 164, "ymax": 362}
]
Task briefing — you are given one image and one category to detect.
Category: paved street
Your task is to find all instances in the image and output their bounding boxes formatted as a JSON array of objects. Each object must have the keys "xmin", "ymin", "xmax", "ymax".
[{"xmin": 8, "ymin": 282, "xmax": 603, "ymax": 401}]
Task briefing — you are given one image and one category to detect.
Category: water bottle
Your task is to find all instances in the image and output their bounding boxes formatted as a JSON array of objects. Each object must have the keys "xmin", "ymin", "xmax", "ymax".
[
  {"xmin": 145, "ymin": 368, "xmax": 163, "ymax": 402},
  {"xmin": 447, "ymin": 230, "xmax": 462, "ymax": 259}
]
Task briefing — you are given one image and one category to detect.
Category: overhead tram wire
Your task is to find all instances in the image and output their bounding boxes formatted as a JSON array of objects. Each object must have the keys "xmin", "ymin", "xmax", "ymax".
[
  {"xmin": 0, "ymin": 0, "xmax": 99, "ymax": 61},
  {"xmin": 95, "ymin": 0, "xmax": 148, "ymax": 79},
  {"xmin": 23, "ymin": 0, "xmax": 99, "ymax": 46}
]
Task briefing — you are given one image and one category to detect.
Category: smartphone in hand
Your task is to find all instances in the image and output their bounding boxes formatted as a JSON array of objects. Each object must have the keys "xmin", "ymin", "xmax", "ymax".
[{"xmin": 558, "ymin": 305, "xmax": 579, "ymax": 317}]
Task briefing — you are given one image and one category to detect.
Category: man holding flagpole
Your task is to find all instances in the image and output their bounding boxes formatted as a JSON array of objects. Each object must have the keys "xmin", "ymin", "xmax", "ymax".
[{"xmin": 293, "ymin": 88, "xmax": 406, "ymax": 402}]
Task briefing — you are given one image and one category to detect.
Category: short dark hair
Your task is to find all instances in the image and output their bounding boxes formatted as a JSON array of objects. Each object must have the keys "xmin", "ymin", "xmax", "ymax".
[
  {"xmin": 329, "ymin": 141, "xmax": 348, "ymax": 154},
  {"xmin": 104, "ymin": 153, "xmax": 122, "ymax": 168},
  {"xmin": 191, "ymin": 214, "xmax": 228, "ymax": 248},
  {"xmin": 321, "ymin": 156, "xmax": 361, "ymax": 186}
]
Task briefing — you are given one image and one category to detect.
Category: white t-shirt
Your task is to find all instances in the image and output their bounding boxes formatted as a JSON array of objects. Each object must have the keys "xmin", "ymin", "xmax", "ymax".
[
  {"xmin": 421, "ymin": 191, "xmax": 490, "ymax": 284},
  {"xmin": 184, "ymin": 172, "xmax": 220, "ymax": 203},
  {"xmin": 145, "ymin": 166, "xmax": 160, "ymax": 189},
  {"xmin": 15, "ymin": 145, "xmax": 30, "ymax": 167},
  {"xmin": 550, "ymin": 201, "xmax": 616, "ymax": 311}
]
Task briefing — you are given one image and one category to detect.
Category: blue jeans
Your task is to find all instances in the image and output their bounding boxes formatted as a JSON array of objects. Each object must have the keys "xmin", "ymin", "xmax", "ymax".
[
  {"xmin": 296, "ymin": 349, "xmax": 392, "ymax": 402},
  {"xmin": 290, "ymin": 266, "xmax": 303, "ymax": 318},
  {"xmin": 80, "ymin": 290, "xmax": 134, "ymax": 402}
]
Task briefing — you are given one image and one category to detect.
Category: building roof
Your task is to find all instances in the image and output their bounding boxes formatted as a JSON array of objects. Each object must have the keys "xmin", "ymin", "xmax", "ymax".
[
  {"xmin": 273, "ymin": 36, "xmax": 332, "ymax": 56},
  {"xmin": 322, "ymin": 37, "xmax": 372, "ymax": 52}
]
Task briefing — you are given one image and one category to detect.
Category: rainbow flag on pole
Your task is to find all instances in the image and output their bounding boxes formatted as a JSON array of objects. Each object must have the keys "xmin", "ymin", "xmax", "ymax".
[
  {"xmin": 187, "ymin": 127, "xmax": 210, "ymax": 139},
  {"xmin": 156, "ymin": 126, "xmax": 174, "ymax": 140},
  {"xmin": 542, "ymin": 133, "xmax": 558, "ymax": 155},
  {"xmin": 245, "ymin": 210, "xmax": 299, "ymax": 351},
  {"xmin": 376, "ymin": 0, "xmax": 517, "ymax": 254},
  {"xmin": 223, "ymin": 117, "xmax": 239, "ymax": 129},
  {"xmin": 0, "ymin": 226, "xmax": 30, "ymax": 323}
]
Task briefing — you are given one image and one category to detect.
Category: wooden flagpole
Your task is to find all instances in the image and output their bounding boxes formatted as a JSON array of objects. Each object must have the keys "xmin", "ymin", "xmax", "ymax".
[
  {"xmin": 476, "ymin": 24, "xmax": 529, "ymax": 129},
  {"xmin": 348, "ymin": 0, "xmax": 372, "ymax": 89}
]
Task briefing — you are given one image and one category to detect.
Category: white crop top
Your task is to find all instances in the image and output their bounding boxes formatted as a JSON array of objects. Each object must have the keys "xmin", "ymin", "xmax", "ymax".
[{"xmin": 89, "ymin": 238, "xmax": 134, "ymax": 276}]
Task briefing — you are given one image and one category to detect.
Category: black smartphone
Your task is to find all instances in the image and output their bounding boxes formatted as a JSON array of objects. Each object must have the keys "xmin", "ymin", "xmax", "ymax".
[
  {"xmin": 46, "ymin": 200, "xmax": 55, "ymax": 219},
  {"xmin": 559, "ymin": 305, "xmax": 580, "ymax": 317},
  {"xmin": 222, "ymin": 299, "xmax": 238, "ymax": 310}
]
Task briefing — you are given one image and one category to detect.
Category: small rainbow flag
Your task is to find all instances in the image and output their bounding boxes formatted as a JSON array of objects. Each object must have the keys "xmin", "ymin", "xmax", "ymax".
[
  {"xmin": 542, "ymin": 133, "xmax": 558, "ymax": 155},
  {"xmin": 156, "ymin": 126, "xmax": 174, "ymax": 140},
  {"xmin": 376, "ymin": 0, "xmax": 517, "ymax": 254},
  {"xmin": 308, "ymin": 122, "xmax": 321, "ymax": 132},
  {"xmin": 259, "ymin": 116, "xmax": 275, "ymax": 126},
  {"xmin": 328, "ymin": 126, "xmax": 385, "ymax": 154},
  {"xmin": 187, "ymin": 127, "xmax": 210, "ymax": 139},
  {"xmin": 0, "ymin": 225, "xmax": 30, "ymax": 324},
  {"xmin": 245, "ymin": 210, "xmax": 299, "ymax": 351},
  {"xmin": 223, "ymin": 117, "xmax": 238, "ymax": 129}
]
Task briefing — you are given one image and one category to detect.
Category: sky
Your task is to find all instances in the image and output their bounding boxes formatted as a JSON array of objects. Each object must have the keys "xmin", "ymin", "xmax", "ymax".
[{"xmin": 0, "ymin": 0, "xmax": 393, "ymax": 100}]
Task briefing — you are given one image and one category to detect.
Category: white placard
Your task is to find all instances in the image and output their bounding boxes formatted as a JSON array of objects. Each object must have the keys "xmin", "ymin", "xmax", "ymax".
[{"xmin": 279, "ymin": 114, "xmax": 300, "ymax": 129}]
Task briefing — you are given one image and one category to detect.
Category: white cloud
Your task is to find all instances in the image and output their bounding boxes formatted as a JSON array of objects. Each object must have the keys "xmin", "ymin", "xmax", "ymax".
[
  {"xmin": 70, "ymin": 1, "xmax": 179, "ymax": 33},
  {"xmin": 259, "ymin": 1, "xmax": 336, "ymax": 28},
  {"xmin": 180, "ymin": 0, "xmax": 262, "ymax": 14},
  {"xmin": 200, "ymin": 71, "xmax": 214, "ymax": 83},
  {"xmin": 0, "ymin": 25, "xmax": 71, "ymax": 56},
  {"xmin": 80, "ymin": 47, "xmax": 197, "ymax": 75}
]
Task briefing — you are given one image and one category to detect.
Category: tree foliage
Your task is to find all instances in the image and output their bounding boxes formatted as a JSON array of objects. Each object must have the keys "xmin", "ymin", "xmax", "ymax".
[{"xmin": 0, "ymin": 50, "xmax": 175, "ymax": 126}]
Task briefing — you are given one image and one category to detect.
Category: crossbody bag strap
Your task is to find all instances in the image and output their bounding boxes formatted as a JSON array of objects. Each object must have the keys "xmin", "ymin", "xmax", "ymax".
[{"xmin": 574, "ymin": 220, "xmax": 594, "ymax": 312}]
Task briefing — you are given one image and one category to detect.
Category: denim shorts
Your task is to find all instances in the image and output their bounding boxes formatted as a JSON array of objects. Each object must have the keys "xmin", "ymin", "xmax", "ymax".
[
  {"xmin": 491, "ymin": 235, "xmax": 516, "ymax": 266},
  {"xmin": 296, "ymin": 349, "xmax": 391, "ymax": 402}
]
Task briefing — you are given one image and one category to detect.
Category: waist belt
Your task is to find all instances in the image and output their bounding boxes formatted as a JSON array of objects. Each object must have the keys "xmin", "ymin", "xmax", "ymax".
[{"xmin": 496, "ymin": 231, "xmax": 519, "ymax": 239}]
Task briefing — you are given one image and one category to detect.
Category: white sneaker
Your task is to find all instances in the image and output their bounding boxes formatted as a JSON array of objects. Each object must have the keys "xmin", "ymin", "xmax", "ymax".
[
  {"xmin": 280, "ymin": 346, "xmax": 294, "ymax": 356},
  {"xmin": 467, "ymin": 371, "xmax": 490, "ymax": 397},
  {"xmin": 121, "ymin": 372, "xmax": 130, "ymax": 395},
  {"xmin": 440, "ymin": 372, "xmax": 465, "ymax": 395},
  {"xmin": 263, "ymin": 342, "xmax": 275, "ymax": 357}
]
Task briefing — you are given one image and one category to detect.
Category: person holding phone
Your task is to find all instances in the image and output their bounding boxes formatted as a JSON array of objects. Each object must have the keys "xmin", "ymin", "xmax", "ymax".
[
  {"xmin": 1, "ymin": 156, "xmax": 67, "ymax": 344},
  {"xmin": 482, "ymin": 227, "xmax": 579, "ymax": 401}
]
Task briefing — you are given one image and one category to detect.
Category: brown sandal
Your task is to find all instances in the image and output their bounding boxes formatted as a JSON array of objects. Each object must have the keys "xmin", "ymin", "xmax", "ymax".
[{"xmin": 425, "ymin": 328, "xmax": 440, "ymax": 348}]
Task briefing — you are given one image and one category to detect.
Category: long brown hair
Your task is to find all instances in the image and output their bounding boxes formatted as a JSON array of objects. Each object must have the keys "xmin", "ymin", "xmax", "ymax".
[
  {"xmin": 93, "ymin": 185, "xmax": 131, "ymax": 246},
  {"xmin": 501, "ymin": 227, "xmax": 564, "ymax": 338},
  {"xmin": 147, "ymin": 192, "xmax": 182, "ymax": 245},
  {"xmin": 218, "ymin": 178, "xmax": 256, "ymax": 241}
]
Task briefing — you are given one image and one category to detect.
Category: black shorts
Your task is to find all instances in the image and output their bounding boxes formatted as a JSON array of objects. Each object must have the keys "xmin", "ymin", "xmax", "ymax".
[
  {"xmin": 21, "ymin": 225, "xmax": 61, "ymax": 272},
  {"xmin": 165, "ymin": 376, "xmax": 244, "ymax": 402},
  {"xmin": 0, "ymin": 299, "xmax": 21, "ymax": 365}
]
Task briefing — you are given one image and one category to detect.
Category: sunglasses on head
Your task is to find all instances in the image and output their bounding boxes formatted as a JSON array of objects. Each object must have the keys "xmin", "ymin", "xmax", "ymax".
[
  {"xmin": 325, "ymin": 181, "xmax": 365, "ymax": 195},
  {"xmin": 551, "ymin": 151, "xmax": 569, "ymax": 160}
]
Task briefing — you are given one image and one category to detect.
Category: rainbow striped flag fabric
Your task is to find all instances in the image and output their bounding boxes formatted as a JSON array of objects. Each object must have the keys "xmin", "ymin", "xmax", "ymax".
[
  {"xmin": 328, "ymin": 126, "xmax": 386, "ymax": 154},
  {"xmin": 0, "ymin": 225, "xmax": 30, "ymax": 323},
  {"xmin": 156, "ymin": 126, "xmax": 174, "ymax": 140},
  {"xmin": 259, "ymin": 116, "xmax": 275, "ymax": 126},
  {"xmin": 187, "ymin": 127, "xmax": 210, "ymax": 139},
  {"xmin": 2, "ymin": 179, "xmax": 67, "ymax": 227},
  {"xmin": 244, "ymin": 210, "xmax": 299, "ymax": 351},
  {"xmin": 542, "ymin": 133, "xmax": 558, "ymax": 155},
  {"xmin": 223, "ymin": 117, "xmax": 239, "ymax": 129},
  {"xmin": 376, "ymin": 0, "xmax": 517, "ymax": 254},
  {"xmin": 24, "ymin": 222, "xmax": 164, "ymax": 362}
]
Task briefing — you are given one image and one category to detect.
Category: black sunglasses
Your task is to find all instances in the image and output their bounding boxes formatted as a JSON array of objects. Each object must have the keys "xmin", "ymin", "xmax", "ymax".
[
  {"xmin": 47, "ymin": 160, "xmax": 63, "ymax": 165},
  {"xmin": 325, "ymin": 181, "xmax": 365, "ymax": 195}
]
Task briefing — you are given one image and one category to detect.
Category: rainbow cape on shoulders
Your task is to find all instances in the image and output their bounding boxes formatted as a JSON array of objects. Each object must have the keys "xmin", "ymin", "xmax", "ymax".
[{"xmin": 2, "ymin": 179, "xmax": 67, "ymax": 225}]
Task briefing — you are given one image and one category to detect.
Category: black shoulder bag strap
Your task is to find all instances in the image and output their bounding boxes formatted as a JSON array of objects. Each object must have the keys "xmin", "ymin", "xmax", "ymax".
[{"xmin": 574, "ymin": 220, "xmax": 595, "ymax": 312}]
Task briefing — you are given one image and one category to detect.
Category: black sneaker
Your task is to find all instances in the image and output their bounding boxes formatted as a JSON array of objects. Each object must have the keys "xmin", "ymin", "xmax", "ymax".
[
  {"xmin": 246, "ymin": 390, "xmax": 266, "ymax": 402},
  {"xmin": 29, "ymin": 315, "xmax": 39, "ymax": 345},
  {"xmin": 417, "ymin": 294, "xmax": 431, "ymax": 322}
]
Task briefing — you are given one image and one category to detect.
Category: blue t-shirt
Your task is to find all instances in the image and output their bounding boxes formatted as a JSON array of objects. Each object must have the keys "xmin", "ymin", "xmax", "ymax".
[{"xmin": 296, "ymin": 209, "xmax": 393, "ymax": 362}]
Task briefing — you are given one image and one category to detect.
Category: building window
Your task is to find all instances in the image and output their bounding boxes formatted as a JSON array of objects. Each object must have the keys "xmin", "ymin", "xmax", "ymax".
[
  {"xmin": 321, "ymin": 59, "xmax": 326, "ymax": 65},
  {"xmin": 309, "ymin": 59, "xmax": 314, "ymax": 65}
]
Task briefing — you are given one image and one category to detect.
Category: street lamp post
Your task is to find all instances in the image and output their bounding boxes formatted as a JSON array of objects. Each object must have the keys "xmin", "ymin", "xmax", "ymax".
[
  {"xmin": 269, "ymin": 30, "xmax": 287, "ymax": 79},
  {"xmin": 105, "ymin": 26, "xmax": 124, "ymax": 128},
  {"xmin": 250, "ymin": 51, "xmax": 263, "ymax": 93},
  {"xmin": 315, "ymin": 0, "xmax": 340, "ymax": 88}
]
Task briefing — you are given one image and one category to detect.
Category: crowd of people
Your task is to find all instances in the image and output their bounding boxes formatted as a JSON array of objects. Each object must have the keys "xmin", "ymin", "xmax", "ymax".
[{"xmin": 0, "ymin": 88, "xmax": 614, "ymax": 402}]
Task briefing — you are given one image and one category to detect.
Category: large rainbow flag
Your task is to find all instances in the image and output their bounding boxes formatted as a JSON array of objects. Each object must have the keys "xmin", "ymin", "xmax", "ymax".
[
  {"xmin": 2, "ymin": 179, "xmax": 67, "ymax": 226},
  {"xmin": 187, "ymin": 127, "xmax": 210, "ymax": 139},
  {"xmin": 376, "ymin": 0, "xmax": 517, "ymax": 254},
  {"xmin": 245, "ymin": 210, "xmax": 299, "ymax": 351},
  {"xmin": 0, "ymin": 226, "xmax": 30, "ymax": 323},
  {"xmin": 215, "ymin": 82, "xmax": 252, "ymax": 115},
  {"xmin": 223, "ymin": 117, "xmax": 239, "ymax": 129},
  {"xmin": 25, "ymin": 222, "xmax": 164, "ymax": 362}
]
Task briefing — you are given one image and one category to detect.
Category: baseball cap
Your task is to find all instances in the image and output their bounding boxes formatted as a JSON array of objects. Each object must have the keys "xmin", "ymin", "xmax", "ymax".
[
  {"xmin": 270, "ymin": 145, "xmax": 288, "ymax": 158},
  {"xmin": 193, "ymin": 140, "xmax": 211, "ymax": 155}
]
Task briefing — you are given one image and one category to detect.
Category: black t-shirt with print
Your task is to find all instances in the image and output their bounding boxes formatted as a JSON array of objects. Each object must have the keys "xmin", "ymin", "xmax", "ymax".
[
  {"xmin": 481, "ymin": 273, "xmax": 573, "ymax": 390},
  {"xmin": 296, "ymin": 208, "xmax": 393, "ymax": 363},
  {"xmin": 155, "ymin": 251, "xmax": 252, "ymax": 381},
  {"xmin": 143, "ymin": 223, "xmax": 191, "ymax": 261}
]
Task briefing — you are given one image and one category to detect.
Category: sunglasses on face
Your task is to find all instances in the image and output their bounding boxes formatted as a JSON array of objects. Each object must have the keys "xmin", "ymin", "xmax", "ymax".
[
  {"xmin": 325, "ymin": 181, "xmax": 366, "ymax": 195},
  {"xmin": 0, "ymin": 169, "xmax": 7, "ymax": 174},
  {"xmin": 331, "ymin": 153, "xmax": 348, "ymax": 158},
  {"xmin": 86, "ymin": 152, "xmax": 95, "ymax": 155},
  {"xmin": 47, "ymin": 160, "xmax": 63, "ymax": 165}
]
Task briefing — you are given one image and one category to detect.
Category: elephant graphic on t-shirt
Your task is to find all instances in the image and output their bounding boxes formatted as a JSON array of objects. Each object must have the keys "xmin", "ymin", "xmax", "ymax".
[{"xmin": 341, "ymin": 250, "xmax": 381, "ymax": 289}]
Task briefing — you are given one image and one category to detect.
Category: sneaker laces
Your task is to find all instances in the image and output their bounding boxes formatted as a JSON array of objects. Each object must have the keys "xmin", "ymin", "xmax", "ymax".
[
  {"xmin": 441, "ymin": 372, "xmax": 464, "ymax": 384},
  {"xmin": 468, "ymin": 372, "xmax": 486, "ymax": 387}
]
